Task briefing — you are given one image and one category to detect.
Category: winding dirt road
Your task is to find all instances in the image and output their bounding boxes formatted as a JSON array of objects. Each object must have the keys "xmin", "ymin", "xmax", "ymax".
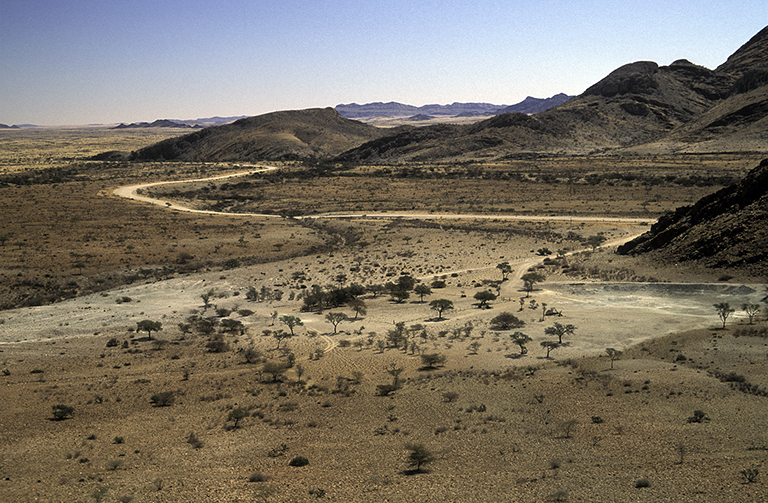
[{"xmin": 113, "ymin": 167, "xmax": 652, "ymax": 224}]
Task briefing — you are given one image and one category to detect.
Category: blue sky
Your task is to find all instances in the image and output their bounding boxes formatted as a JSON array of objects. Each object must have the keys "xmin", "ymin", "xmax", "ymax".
[{"xmin": 1, "ymin": 0, "xmax": 765, "ymax": 125}]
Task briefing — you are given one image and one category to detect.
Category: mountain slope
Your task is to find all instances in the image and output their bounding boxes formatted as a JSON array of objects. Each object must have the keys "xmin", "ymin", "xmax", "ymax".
[
  {"xmin": 617, "ymin": 159, "xmax": 768, "ymax": 276},
  {"xmin": 130, "ymin": 108, "xmax": 387, "ymax": 161}
]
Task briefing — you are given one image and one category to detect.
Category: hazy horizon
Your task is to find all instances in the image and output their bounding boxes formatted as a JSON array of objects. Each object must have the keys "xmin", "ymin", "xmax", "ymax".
[{"xmin": 1, "ymin": 0, "xmax": 766, "ymax": 126}]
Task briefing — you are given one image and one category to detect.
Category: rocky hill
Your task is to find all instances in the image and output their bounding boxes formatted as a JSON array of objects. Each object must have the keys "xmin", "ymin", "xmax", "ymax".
[
  {"xmin": 129, "ymin": 108, "xmax": 388, "ymax": 162},
  {"xmin": 495, "ymin": 93, "xmax": 573, "ymax": 114},
  {"xmin": 617, "ymin": 158, "xmax": 768, "ymax": 276}
]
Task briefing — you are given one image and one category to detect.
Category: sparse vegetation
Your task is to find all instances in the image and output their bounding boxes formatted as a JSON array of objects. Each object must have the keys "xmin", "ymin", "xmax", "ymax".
[{"xmin": 51, "ymin": 404, "xmax": 74, "ymax": 420}]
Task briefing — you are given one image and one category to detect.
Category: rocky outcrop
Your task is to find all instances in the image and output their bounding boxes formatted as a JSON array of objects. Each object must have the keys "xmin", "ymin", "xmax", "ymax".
[{"xmin": 617, "ymin": 159, "xmax": 768, "ymax": 274}]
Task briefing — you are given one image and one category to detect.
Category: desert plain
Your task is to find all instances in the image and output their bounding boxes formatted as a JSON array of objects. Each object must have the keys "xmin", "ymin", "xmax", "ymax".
[{"xmin": 0, "ymin": 127, "xmax": 766, "ymax": 502}]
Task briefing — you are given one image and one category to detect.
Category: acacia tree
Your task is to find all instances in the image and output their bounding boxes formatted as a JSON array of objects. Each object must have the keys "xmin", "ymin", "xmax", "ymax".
[
  {"xmin": 404, "ymin": 443, "xmax": 435, "ymax": 473},
  {"xmin": 586, "ymin": 234, "xmax": 607, "ymax": 250},
  {"xmin": 348, "ymin": 298, "xmax": 367, "ymax": 319},
  {"xmin": 414, "ymin": 284, "xmax": 432, "ymax": 303},
  {"xmin": 742, "ymin": 303, "xmax": 761, "ymax": 324},
  {"xmin": 490, "ymin": 312, "xmax": 525, "ymax": 330},
  {"xmin": 390, "ymin": 290, "xmax": 410, "ymax": 303},
  {"xmin": 228, "ymin": 408, "xmax": 250, "ymax": 428},
  {"xmin": 510, "ymin": 332, "xmax": 532, "ymax": 354},
  {"xmin": 272, "ymin": 329, "xmax": 293, "ymax": 350},
  {"xmin": 420, "ymin": 353, "xmax": 446, "ymax": 369},
  {"xmin": 325, "ymin": 312, "xmax": 349, "ymax": 334},
  {"xmin": 497, "ymin": 262, "xmax": 513, "ymax": 281},
  {"xmin": 200, "ymin": 288, "xmax": 215, "ymax": 311},
  {"xmin": 474, "ymin": 290, "xmax": 497, "ymax": 309},
  {"xmin": 429, "ymin": 299, "xmax": 454, "ymax": 320},
  {"xmin": 136, "ymin": 320, "xmax": 162, "ymax": 340},
  {"xmin": 262, "ymin": 361, "xmax": 289, "ymax": 382},
  {"xmin": 714, "ymin": 302, "xmax": 735, "ymax": 329},
  {"xmin": 521, "ymin": 272, "xmax": 546, "ymax": 297},
  {"xmin": 279, "ymin": 315, "xmax": 303, "ymax": 336},
  {"xmin": 544, "ymin": 322, "xmax": 577, "ymax": 344},
  {"xmin": 606, "ymin": 347, "xmax": 622, "ymax": 369},
  {"xmin": 541, "ymin": 340, "xmax": 560, "ymax": 358}
]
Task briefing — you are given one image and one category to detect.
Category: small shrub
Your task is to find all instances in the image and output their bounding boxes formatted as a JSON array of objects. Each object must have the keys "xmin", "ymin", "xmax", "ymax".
[
  {"xmin": 107, "ymin": 459, "xmax": 124, "ymax": 471},
  {"xmin": 113, "ymin": 436, "xmax": 125, "ymax": 444},
  {"xmin": 547, "ymin": 490, "xmax": 568, "ymax": 502},
  {"xmin": 687, "ymin": 410, "xmax": 709, "ymax": 423},
  {"xmin": 741, "ymin": 468, "xmax": 759, "ymax": 483},
  {"xmin": 309, "ymin": 487, "xmax": 326, "ymax": 498},
  {"xmin": 267, "ymin": 443, "xmax": 288, "ymax": 457},
  {"xmin": 187, "ymin": 432, "xmax": 204, "ymax": 449},
  {"xmin": 442, "ymin": 391, "xmax": 459, "ymax": 402},
  {"xmin": 106, "ymin": 338, "xmax": 119, "ymax": 347},
  {"xmin": 288, "ymin": 456, "xmax": 309, "ymax": 467},
  {"xmin": 150, "ymin": 391, "xmax": 175, "ymax": 407},
  {"xmin": 248, "ymin": 472, "xmax": 271, "ymax": 483},
  {"xmin": 51, "ymin": 404, "xmax": 74, "ymax": 420},
  {"xmin": 635, "ymin": 478, "xmax": 651, "ymax": 488}
]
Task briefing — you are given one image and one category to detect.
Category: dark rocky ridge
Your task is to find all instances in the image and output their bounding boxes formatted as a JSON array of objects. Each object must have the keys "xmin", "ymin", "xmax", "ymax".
[{"xmin": 617, "ymin": 159, "xmax": 768, "ymax": 276}]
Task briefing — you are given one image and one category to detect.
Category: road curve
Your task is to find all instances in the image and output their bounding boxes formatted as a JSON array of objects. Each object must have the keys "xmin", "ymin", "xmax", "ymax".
[
  {"xmin": 112, "ymin": 166, "xmax": 279, "ymax": 216},
  {"xmin": 113, "ymin": 168, "xmax": 654, "ymax": 225}
]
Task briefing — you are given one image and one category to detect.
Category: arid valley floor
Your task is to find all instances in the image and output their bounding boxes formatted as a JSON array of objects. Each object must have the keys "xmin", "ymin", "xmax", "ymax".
[{"xmin": 0, "ymin": 128, "xmax": 766, "ymax": 502}]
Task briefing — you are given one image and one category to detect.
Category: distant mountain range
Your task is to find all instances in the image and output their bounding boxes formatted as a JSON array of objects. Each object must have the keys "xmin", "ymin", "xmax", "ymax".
[
  {"xmin": 335, "ymin": 94, "xmax": 572, "ymax": 119},
  {"xmin": 112, "ymin": 119, "xmax": 200, "ymax": 130},
  {"xmin": 112, "ymin": 116, "xmax": 248, "ymax": 129},
  {"xmin": 0, "ymin": 124, "xmax": 20, "ymax": 129}
]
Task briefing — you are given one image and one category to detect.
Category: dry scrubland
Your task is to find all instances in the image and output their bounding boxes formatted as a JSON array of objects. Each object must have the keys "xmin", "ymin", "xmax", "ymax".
[{"xmin": 0, "ymin": 128, "xmax": 767, "ymax": 502}]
